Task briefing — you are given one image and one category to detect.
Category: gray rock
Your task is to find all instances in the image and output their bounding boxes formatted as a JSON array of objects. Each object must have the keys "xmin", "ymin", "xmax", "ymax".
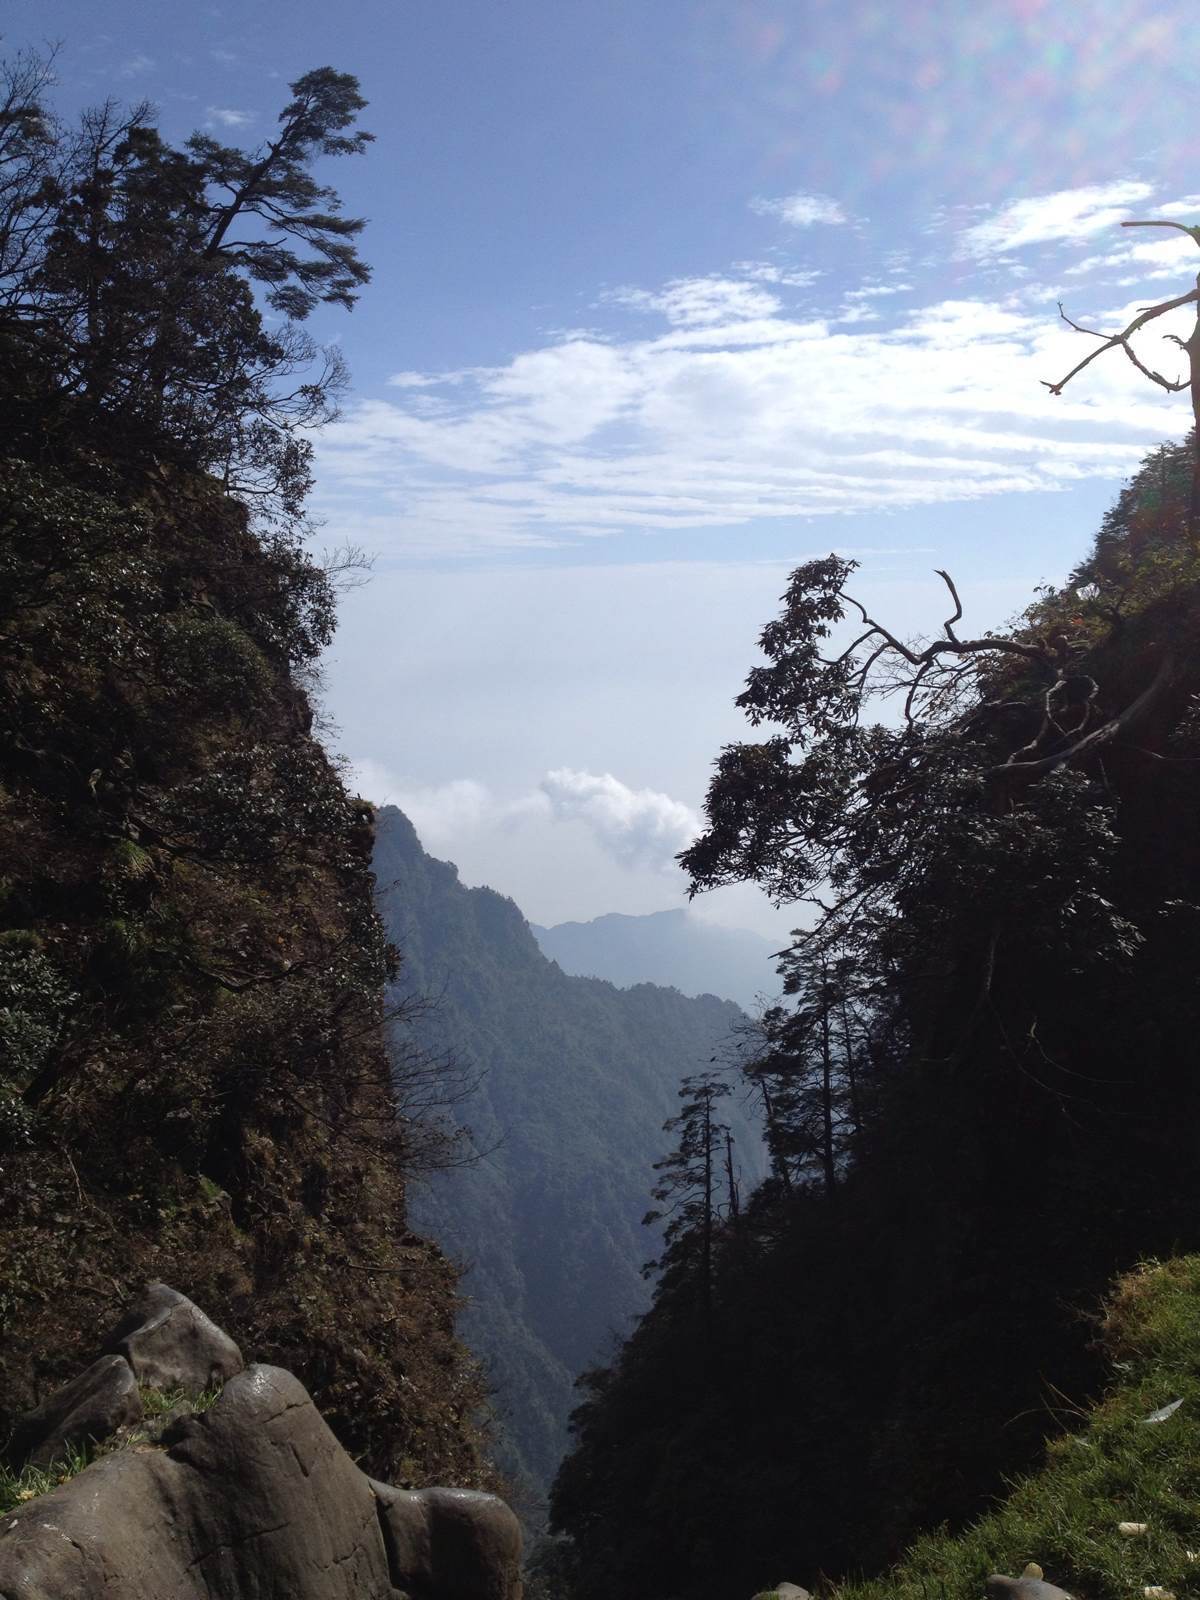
[
  {"xmin": 371, "ymin": 1479, "xmax": 524, "ymax": 1600},
  {"xmin": 100, "ymin": 1281, "xmax": 244, "ymax": 1392},
  {"xmin": 775, "ymin": 1586, "xmax": 811, "ymax": 1600},
  {"xmin": 0, "ymin": 1363, "xmax": 521, "ymax": 1600},
  {"xmin": 9, "ymin": 1353, "xmax": 143, "ymax": 1469},
  {"xmin": 987, "ymin": 1577, "xmax": 1075, "ymax": 1600}
]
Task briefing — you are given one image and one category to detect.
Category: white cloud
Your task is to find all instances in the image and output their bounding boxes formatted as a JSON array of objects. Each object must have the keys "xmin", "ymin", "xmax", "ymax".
[
  {"xmin": 316, "ymin": 265, "xmax": 1183, "ymax": 557},
  {"xmin": 118, "ymin": 53, "xmax": 154, "ymax": 78},
  {"xmin": 539, "ymin": 769, "xmax": 700, "ymax": 871},
  {"xmin": 844, "ymin": 283, "xmax": 914, "ymax": 301},
  {"xmin": 1062, "ymin": 232, "xmax": 1199, "ymax": 285},
  {"xmin": 751, "ymin": 192, "xmax": 848, "ymax": 228},
  {"xmin": 345, "ymin": 767, "xmax": 548, "ymax": 845},
  {"xmin": 344, "ymin": 760, "xmax": 698, "ymax": 875},
  {"xmin": 733, "ymin": 261, "xmax": 822, "ymax": 288},
  {"xmin": 206, "ymin": 107, "xmax": 254, "ymax": 129},
  {"xmin": 960, "ymin": 181, "xmax": 1154, "ymax": 258},
  {"xmin": 610, "ymin": 275, "xmax": 782, "ymax": 327},
  {"xmin": 388, "ymin": 371, "xmax": 446, "ymax": 389},
  {"xmin": 315, "ymin": 186, "xmax": 1200, "ymax": 560}
]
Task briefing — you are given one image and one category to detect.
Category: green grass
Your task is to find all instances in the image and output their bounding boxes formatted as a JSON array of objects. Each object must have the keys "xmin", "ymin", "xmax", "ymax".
[
  {"xmin": 835, "ymin": 1257, "xmax": 1200, "ymax": 1600},
  {"xmin": 0, "ymin": 1439, "xmax": 95, "ymax": 1514},
  {"xmin": 136, "ymin": 1382, "xmax": 223, "ymax": 1419},
  {"xmin": 0, "ymin": 1383, "xmax": 227, "ymax": 1513}
]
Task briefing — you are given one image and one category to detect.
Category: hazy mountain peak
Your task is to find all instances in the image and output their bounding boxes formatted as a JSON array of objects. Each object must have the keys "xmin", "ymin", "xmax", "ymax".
[{"xmin": 532, "ymin": 906, "xmax": 781, "ymax": 1012}]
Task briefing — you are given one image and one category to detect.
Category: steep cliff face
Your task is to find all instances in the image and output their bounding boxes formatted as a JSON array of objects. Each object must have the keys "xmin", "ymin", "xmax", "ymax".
[
  {"xmin": 0, "ymin": 456, "xmax": 486, "ymax": 1488},
  {"xmin": 372, "ymin": 808, "xmax": 761, "ymax": 1500}
]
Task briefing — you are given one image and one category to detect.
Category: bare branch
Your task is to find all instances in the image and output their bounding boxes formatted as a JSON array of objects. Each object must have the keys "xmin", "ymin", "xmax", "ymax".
[
  {"xmin": 1121, "ymin": 218, "xmax": 1200, "ymax": 242},
  {"xmin": 1043, "ymin": 287, "xmax": 1200, "ymax": 396},
  {"xmin": 935, "ymin": 568, "xmax": 963, "ymax": 643},
  {"xmin": 1118, "ymin": 339, "xmax": 1189, "ymax": 394}
]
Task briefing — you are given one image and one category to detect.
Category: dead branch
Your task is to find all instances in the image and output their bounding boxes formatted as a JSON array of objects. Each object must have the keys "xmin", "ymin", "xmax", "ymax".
[
  {"xmin": 838, "ymin": 574, "xmax": 1053, "ymax": 692},
  {"xmin": 1042, "ymin": 289, "xmax": 1198, "ymax": 397},
  {"xmin": 935, "ymin": 568, "xmax": 964, "ymax": 643}
]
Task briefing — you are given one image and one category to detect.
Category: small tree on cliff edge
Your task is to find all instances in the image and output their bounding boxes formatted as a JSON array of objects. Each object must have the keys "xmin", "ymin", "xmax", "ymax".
[{"xmin": 1045, "ymin": 216, "xmax": 1200, "ymax": 535}]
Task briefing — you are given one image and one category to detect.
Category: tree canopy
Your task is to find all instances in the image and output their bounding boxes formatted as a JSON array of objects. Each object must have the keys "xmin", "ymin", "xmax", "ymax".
[{"xmin": 0, "ymin": 57, "xmax": 371, "ymax": 517}]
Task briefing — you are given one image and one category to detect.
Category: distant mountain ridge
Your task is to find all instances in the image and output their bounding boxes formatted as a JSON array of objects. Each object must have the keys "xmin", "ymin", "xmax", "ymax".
[
  {"xmin": 372, "ymin": 809, "xmax": 762, "ymax": 1504},
  {"xmin": 532, "ymin": 907, "xmax": 781, "ymax": 1012}
]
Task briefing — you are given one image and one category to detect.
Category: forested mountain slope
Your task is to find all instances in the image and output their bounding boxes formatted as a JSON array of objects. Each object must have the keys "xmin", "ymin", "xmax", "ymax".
[
  {"xmin": 0, "ymin": 61, "xmax": 486, "ymax": 1492},
  {"xmin": 531, "ymin": 908, "xmax": 780, "ymax": 1010},
  {"xmin": 372, "ymin": 808, "xmax": 760, "ymax": 1502},
  {"xmin": 550, "ymin": 437, "xmax": 1200, "ymax": 1600}
]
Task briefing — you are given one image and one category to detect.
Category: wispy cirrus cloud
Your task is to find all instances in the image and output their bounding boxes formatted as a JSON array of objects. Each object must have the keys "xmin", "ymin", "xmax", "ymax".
[
  {"xmin": 609, "ymin": 274, "xmax": 782, "ymax": 327},
  {"xmin": 313, "ymin": 184, "xmax": 1200, "ymax": 560},
  {"xmin": 316, "ymin": 273, "xmax": 1185, "ymax": 557},
  {"xmin": 959, "ymin": 180, "xmax": 1155, "ymax": 258}
]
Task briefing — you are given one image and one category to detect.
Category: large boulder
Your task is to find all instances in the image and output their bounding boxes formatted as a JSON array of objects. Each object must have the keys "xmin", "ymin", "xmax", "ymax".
[
  {"xmin": 371, "ymin": 1480, "xmax": 524, "ymax": 1600},
  {"xmin": 987, "ymin": 1576, "xmax": 1075, "ymax": 1600},
  {"xmin": 100, "ymin": 1282, "xmax": 244, "ymax": 1392},
  {"xmin": 0, "ymin": 1363, "xmax": 522, "ymax": 1600},
  {"xmin": 8, "ymin": 1354, "xmax": 142, "ymax": 1470}
]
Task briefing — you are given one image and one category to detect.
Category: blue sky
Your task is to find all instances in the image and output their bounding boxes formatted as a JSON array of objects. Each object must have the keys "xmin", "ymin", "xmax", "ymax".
[{"xmin": 9, "ymin": 1, "xmax": 1200, "ymax": 938}]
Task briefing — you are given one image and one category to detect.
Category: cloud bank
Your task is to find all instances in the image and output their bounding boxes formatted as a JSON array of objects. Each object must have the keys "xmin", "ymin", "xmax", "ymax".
[
  {"xmin": 348, "ymin": 762, "xmax": 699, "ymax": 875},
  {"xmin": 539, "ymin": 768, "xmax": 699, "ymax": 869}
]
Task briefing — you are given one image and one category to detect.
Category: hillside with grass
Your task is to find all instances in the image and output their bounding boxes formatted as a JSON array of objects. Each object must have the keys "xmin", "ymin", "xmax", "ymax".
[{"xmin": 837, "ymin": 1256, "xmax": 1200, "ymax": 1600}]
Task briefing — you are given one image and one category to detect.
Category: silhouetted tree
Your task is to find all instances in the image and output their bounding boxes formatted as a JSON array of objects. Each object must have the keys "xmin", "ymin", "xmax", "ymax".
[
  {"xmin": 0, "ymin": 57, "xmax": 371, "ymax": 517},
  {"xmin": 643, "ymin": 1071, "xmax": 735, "ymax": 1320}
]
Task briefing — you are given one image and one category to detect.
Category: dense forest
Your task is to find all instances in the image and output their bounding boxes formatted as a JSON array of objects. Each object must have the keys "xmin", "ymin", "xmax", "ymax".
[
  {"xmin": 372, "ymin": 806, "xmax": 760, "ymax": 1503},
  {"xmin": 0, "ymin": 55, "xmax": 488, "ymax": 1488},
  {"xmin": 549, "ymin": 435, "xmax": 1200, "ymax": 1597}
]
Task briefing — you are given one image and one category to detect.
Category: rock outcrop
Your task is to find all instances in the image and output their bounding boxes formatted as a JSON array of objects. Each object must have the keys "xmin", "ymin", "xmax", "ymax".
[
  {"xmin": 100, "ymin": 1282, "xmax": 245, "ymax": 1393},
  {"xmin": 0, "ymin": 1288, "xmax": 521, "ymax": 1600},
  {"xmin": 986, "ymin": 1575, "xmax": 1074, "ymax": 1600},
  {"xmin": 8, "ymin": 1354, "xmax": 143, "ymax": 1471}
]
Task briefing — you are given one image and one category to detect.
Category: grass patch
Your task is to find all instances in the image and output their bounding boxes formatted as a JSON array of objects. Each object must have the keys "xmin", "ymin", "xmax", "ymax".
[
  {"xmin": 0, "ymin": 1384, "xmax": 227, "ymax": 1513},
  {"xmin": 0, "ymin": 1440, "xmax": 94, "ymax": 1514},
  {"xmin": 137, "ymin": 1382, "xmax": 223, "ymax": 1419},
  {"xmin": 835, "ymin": 1257, "xmax": 1200, "ymax": 1600}
]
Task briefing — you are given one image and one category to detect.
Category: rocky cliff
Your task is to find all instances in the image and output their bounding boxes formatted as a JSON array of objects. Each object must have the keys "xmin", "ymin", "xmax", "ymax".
[{"xmin": 0, "ymin": 459, "xmax": 487, "ymax": 1488}]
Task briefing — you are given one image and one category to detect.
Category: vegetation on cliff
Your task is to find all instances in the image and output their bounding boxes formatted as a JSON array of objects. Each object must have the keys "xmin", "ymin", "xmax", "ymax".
[
  {"xmin": 835, "ymin": 1256, "xmax": 1200, "ymax": 1600},
  {"xmin": 0, "ymin": 53, "xmax": 486, "ymax": 1488},
  {"xmin": 551, "ymin": 435, "xmax": 1200, "ymax": 1597}
]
